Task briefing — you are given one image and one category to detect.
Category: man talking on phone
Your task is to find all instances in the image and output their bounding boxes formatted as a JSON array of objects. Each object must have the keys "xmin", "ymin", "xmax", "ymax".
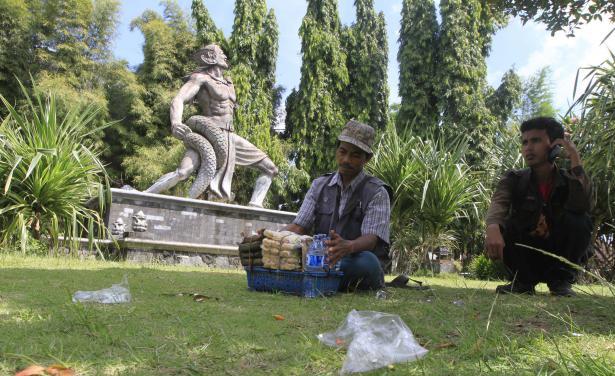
[{"xmin": 484, "ymin": 117, "xmax": 593, "ymax": 296}]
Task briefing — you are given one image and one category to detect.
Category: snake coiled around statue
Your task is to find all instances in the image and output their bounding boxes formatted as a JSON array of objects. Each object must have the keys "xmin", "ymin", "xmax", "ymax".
[
  {"xmin": 181, "ymin": 116, "xmax": 229, "ymax": 198},
  {"xmin": 182, "ymin": 132, "xmax": 216, "ymax": 198},
  {"xmin": 186, "ymin": 116, "xmax": 228, "ymax": 169}
]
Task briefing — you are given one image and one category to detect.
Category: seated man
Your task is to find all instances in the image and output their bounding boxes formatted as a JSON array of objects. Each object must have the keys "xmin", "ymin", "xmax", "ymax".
[
  {"xmin": 286, "ymin": 120, "xmax": 391, "ymax": 291},
  {"xmin": 485, "ymin": 117, "xmax": 593, "ymax": 296}
]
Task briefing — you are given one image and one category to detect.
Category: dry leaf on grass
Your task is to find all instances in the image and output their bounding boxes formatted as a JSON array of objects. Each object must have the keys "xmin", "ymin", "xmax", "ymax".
[
  {"xmin": 15, "ymin": 365, "xmax": 46, "ymax": 376},
  {"xmin": 161, "ymin": 292, "xmax": 218, "ymax": 302},
  {"xmin": 192, "ymin": 294, "xmax": 212, "ymax": 302},
  {"xmin": 433, "ymin": 342, "xmax": 456, "ymax": 350},
  {"xmin": 273, "ymin": 314, "xmax": 285, "ymax": 321},
  {"xmin": 45, "ymin": 365, "xmax": 75, "ymax": 376},
  {"xmin": 14, "ymin": 365, "xmax": 75, "ymax": 376}
]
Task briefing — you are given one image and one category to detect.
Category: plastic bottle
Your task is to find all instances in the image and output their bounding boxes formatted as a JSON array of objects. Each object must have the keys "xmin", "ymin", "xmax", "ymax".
[{"xmin": 305, "ymin": 234, "xmax": 327, "ymax": 272}]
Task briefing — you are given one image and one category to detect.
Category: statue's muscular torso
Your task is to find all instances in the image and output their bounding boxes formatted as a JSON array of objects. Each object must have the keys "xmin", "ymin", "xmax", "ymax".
[{"xmin": 194, "ymin": 73, "xmax": 236, "ymax": 120}]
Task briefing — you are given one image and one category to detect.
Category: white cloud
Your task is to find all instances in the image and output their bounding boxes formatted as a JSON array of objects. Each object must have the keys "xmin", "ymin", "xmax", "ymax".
[
  {"xmin": 518, "ymin": 20, "xmax": 615, "ymax": 112},
  {"xmin": 391, "ymin": 2, "xmax": 402, "ymax": 13}
]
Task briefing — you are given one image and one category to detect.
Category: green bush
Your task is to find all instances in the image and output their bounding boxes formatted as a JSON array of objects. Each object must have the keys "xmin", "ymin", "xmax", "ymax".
[
  {"xmin": 0, "ymin": 82, "xmax": 111, "ymax": 254},
  {"xmin": 469, "ymin": 254, "xmax": 508, "ymax": 280},
  {"xmin": 368, "ymin": 122, "xmax": 483, "ymax": 273}
]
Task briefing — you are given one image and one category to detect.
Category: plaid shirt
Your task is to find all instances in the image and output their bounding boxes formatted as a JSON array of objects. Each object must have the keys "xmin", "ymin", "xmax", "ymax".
[{"xmin": 293, "ymin": 170, "xmax": 391, "ymax": 243}]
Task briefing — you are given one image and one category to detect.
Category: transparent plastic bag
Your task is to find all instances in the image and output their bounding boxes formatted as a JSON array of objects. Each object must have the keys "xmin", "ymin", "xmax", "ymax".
[
  {"xmin": 318, "ymin": 310, "xmax": 428, "ymax": 374},
  {"xmin": 72, "ymin": 275, "xmax": 131, "ymax": 304}
]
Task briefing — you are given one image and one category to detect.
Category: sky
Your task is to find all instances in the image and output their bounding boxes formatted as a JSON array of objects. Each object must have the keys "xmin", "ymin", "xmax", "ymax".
[{"xmin": 113, "ymin": 1, "xmax": 615, "ymax": 114}]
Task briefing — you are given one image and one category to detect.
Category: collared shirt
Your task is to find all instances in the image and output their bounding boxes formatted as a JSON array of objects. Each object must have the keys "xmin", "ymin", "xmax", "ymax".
[{"xmin": 293, "ymin": 170, "xmax": 391, "ymax": 243}]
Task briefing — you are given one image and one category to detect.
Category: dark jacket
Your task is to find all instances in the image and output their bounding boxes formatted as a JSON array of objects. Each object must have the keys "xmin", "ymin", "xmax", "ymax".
[
  {"xmin": 486, "ymin": 165, "xmax": 592, "ymax": 234},
  {"xmin": 311, "ymin": 173, "xmax": 391, "ymax": 262}
]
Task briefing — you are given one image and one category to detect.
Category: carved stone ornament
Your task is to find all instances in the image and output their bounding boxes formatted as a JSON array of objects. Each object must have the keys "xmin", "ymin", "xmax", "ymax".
[
  {"xmin": 132, "ymin": 211, "xmax": 148, "ymax": 232},
  {"xmin": 111, "ymin": 217, "xmax": 126, "ymax": 236}
]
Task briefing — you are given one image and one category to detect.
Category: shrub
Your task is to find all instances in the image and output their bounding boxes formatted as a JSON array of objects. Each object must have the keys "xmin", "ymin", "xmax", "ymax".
[
  {"xmin": 368, "ymin": 122, "xmax": 483, "ymax": 273},
  {"xmin": 0, "ymin": 82, "xmax": 111, "ymax": 254},
  {"xmin": 469, "ymin": 254, "xmax": 507, "ymax": 280}
]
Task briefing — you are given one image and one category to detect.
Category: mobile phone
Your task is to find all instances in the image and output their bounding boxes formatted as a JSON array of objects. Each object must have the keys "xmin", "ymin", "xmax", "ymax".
[
  {"xmin": 548, "ymin": 144, "xmax": 561, "ymax": 163},
  {"xmin": 547, "ymin": 122, "xmax": 565, "ymax": 163}
]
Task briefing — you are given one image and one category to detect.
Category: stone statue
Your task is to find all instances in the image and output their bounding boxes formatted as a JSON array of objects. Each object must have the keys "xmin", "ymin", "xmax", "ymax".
[
  {"xmin": 111, "ymin": 217, "xmax": 126, "ymax": 236},
  {"xmin": 145, "ymin": 44, "xmax": 278, "ymax": 207},
  {"xmin": 132, "ymin": 211, "xmax": 148, "ymax": 232}
]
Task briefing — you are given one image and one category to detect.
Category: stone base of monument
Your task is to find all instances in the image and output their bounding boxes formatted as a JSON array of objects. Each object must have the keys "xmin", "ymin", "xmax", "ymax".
[{"xmin": 101, "ymin": 188, "xmax": 296, "ymax": 268}]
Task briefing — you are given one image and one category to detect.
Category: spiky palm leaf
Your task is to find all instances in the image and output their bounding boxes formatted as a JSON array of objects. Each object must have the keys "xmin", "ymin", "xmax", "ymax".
[
  {"xmin": 368, "ymin": 122, "xmax": 482, "ymax": 272},
  {"xmin": 0, "ymin": 82, "xmax": 111, "ymax": 254}
]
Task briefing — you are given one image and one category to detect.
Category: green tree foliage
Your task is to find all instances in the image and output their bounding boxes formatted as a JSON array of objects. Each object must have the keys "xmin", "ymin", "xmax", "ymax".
[
  {"xmin": 396, "ymin": 0, "xmax": 439, "ymax": 135},
  {"xmin": 229, "ymin": 0, "xmax": 279, "ymax": 137},
  {"xmin": 226, "ymin": 0, "xmax": 287, "ymax": 206},
  {"xmin": 285, "ymin": 0, "xmax": 349, "ymax": 176},
  {"xmin": 343, "ymin": 0, "xmax": 389, "ymax": 130},
  {"xmin": 437, "ymin": 0, "xmax": 497, "ymax": 166},
  {"xmin": 493, "ymin": 0, "xmax": 615, "ymax": 36},
  {"xmin": 0, "ymin": 0, "xmax": 31, "ymax": 107},
  {"xmin": 191, "ymin": 0, "xmax": 226, "ymax": 47},
  {"xmin": 121, "ymin": 2, "xmax": 197, "ymax": 187},
  {"xmin": 0, "ymin": 84, "xmax": 110, "ymax": 254},
  {"xmin": 0, "ymin": 0, "xmax": 125, "ymax": 174},
  {"xmin": 572, "ymin": 53, "xmax": 615, "ymax": 234},
  {"xmin": 515, "ymin": 66, "xmax": 557, "ymax": 121},
  {"xmin": 486, "ymin": 68, "xmax": 523, "ymax": 126}
]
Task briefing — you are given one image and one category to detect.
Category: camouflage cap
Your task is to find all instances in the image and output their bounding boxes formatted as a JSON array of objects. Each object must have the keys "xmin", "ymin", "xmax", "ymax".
[{"xmin": 337, "ymin": 120, "xmax": 375, "ymax": 155}]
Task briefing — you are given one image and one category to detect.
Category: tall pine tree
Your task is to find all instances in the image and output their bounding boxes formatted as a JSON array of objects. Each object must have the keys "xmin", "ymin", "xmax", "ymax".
[
  {"xmin": 437, "ymin": 0, "xmax": 496, "ymax": 165},
  {"xmin": 286, "ymin": 0, "xmax": 349, "ymax": 176},
  {"xmin": 191, "ymin": 0, "xmax": 226, "ymax": 47},
  {"xmin": 343, "ymin": 0, "xmax": 389, "ymax": 130},
  {"xmin": 0, "ymin": 0, "xmax": 31, "ymax": 107},
  {"xmin": 396, "ymin": 0, "xmax": 439, "ymax": 136},
  {"xmin": 228, "ymin": 0, "xmax": 285, "ymax": 203},
  {"xmin": 486, "ymin": 68, "xmax": 522, "ymax": 127}
]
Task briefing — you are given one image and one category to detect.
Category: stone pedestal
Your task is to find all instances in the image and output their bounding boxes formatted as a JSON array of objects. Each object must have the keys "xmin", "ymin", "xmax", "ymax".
[{"xmin": 105, "ymin": 188, "xmax": 296, "ymax": 267}]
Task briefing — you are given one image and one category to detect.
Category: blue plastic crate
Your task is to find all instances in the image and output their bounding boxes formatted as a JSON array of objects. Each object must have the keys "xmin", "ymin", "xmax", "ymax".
[{"xmin": 245, "ymin": 267, "xmax": 343, "ymax": 298}]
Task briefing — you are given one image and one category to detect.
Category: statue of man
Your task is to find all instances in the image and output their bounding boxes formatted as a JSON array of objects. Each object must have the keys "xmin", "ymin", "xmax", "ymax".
[{"xmin": 145, "ymin": 44, "xmax": 278, "ymax": 207}]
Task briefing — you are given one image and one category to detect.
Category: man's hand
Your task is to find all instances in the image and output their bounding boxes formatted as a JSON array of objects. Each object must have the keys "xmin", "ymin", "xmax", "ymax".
[
  {"xmin": 485, "ymin": 224, "xmax": 505, "ymax": 261},
  {"xmin": 171, "ymin": 123, "xmax": 191, "ymax": 140},
  {"xmin": 551, "ymin": 131, "xmax": 582, "ymax": 167},
  {"xmin": 326, "ymin": 230, "xmax": 354, "ymax": 266}
]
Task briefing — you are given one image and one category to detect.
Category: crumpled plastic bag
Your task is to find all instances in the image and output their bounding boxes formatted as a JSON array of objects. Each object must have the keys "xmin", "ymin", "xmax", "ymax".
[
  {"xmin": 318, "ymin": 310, "xmax": 428, "ymax": 374},
  {"xmin": 72, "ymin": 275, "xmax": 131, "ymax": 304}
]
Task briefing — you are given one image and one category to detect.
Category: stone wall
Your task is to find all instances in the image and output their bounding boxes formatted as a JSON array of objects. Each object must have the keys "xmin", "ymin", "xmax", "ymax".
[{"xmin": 105, "ymin": 189, "xmax": 297, "ymax": 267}]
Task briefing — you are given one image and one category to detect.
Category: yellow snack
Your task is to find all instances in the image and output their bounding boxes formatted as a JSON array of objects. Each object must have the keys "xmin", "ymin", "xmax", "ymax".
[
  {"xmin": 279, "ymin": 233, "xmax": 303, "ymax": 245},
  {"xmin": 281, "ymin": 243, "xmax": 302, "ymax": 252},
  {"xmin": 263, "ymin": 229, "xmax": 294, "ymax": 241},
  {"xmin": 278, "ymin": 250, "xmax": 299, "ymax": 258},
  {"xmin": 262, "ymin": 238, "xmax": 281, "ymax": 249}
]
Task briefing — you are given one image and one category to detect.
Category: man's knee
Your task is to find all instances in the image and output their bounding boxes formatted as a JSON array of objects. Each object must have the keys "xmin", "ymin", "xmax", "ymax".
[
  {"xmin": 176, "ymin": 167, "xmax": 193, "ymax": 181},
  {"xmin": 351, "ymin": 251, "xmax": 381, "ymax": 275},
  {"xmin": 257, "ymin": 158, "xmax": 278, "ymax": 177},
  {"xmin": 340, "ymin": 251, "xmax": 384, "ymax": 290},
  {"xmin": 560, "ymin": 211, "xmax": 592, "ymax": 234}
]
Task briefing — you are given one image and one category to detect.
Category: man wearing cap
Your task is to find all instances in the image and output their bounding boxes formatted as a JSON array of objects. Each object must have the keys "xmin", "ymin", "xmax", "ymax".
[
  {"xmin": 286, "ymin": 120, "xmax": 391, "ymax": 291},
  {"xmin": 145, "ymin": 44, "xmax": 278, "ymax": 207}
]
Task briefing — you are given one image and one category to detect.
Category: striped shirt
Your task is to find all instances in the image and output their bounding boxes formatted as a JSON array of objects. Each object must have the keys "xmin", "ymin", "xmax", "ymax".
[{"xmin": 293, "ymin": 170, "xmax": 391, "ymax": 243}]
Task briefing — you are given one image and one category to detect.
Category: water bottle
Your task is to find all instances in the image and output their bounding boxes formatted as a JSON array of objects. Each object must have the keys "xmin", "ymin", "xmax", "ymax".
[{"xmin": 305, "ymin": 234, "xmax": 327, "ymax": 272}]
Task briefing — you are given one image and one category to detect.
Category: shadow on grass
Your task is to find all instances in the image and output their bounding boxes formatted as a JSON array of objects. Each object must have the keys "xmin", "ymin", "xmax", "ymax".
[{"xmin": 1, "ymin": 267, "xmax": 614, "ymax": 375}]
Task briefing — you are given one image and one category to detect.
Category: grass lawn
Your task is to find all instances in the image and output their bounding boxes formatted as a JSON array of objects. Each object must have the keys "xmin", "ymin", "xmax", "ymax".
[{"xmin": 1, "ymin": 254, "xmax": 614, "ymax": 375}]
